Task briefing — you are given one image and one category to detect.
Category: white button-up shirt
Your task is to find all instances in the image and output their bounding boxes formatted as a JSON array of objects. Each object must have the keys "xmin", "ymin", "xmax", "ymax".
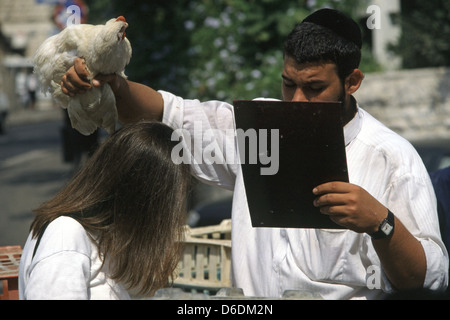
[{"xmin": 161, "ymin": 90, "xmax": 449, "ymax": 299}]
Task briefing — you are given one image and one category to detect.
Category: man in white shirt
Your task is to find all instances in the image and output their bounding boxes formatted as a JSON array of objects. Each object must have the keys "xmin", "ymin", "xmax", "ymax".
[{"xmin": 61, "ymin": 9, "xmax": 448, "ymax": 299}]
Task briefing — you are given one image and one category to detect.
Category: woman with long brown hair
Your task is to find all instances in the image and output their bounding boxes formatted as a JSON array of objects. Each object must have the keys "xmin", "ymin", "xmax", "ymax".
[{"xmin": 18, "ymin": 121, "xmax": 190, "ymax": 299}]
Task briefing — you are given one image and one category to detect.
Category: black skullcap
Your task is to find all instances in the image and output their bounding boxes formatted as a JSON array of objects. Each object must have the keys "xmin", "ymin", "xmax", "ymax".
[{"xmin": 302, "ymin": 8, "xmax": 362, "ymax": 49}]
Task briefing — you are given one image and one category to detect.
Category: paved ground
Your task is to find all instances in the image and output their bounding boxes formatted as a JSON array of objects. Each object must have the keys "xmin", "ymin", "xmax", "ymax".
[
  {"xmin": 0, "ymin": 106, "xmax": 73, "ymax": 247},
  {"xmin": 0, "ymin": 105, "xmax": 76, "ymax": 296}
]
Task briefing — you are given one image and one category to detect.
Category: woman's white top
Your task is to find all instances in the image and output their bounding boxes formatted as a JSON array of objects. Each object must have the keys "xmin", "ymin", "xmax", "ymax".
[{"xmin": 19, "ymin": 216, "xmax": 130, "ymax": 300}]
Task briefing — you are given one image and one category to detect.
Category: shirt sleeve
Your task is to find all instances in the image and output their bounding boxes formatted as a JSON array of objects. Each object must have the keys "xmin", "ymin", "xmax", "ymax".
[
  {"xmin": 25, "ymin": 251, "xmax": 91, "ymax": 300},
  {"xmin": 160, "ymin": 90, "xmax": 239, "ymax": 190},
  {"xmin": 23, "ymin": 217, "xmax": 93, "ymax": 300},
  {"xmin": 386, "ymin": 172, "xmax": 449, "ymax": 291}
]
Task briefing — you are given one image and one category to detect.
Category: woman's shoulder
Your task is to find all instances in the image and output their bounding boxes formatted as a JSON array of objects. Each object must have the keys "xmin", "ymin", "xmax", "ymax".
[
  {"xmin": 37, "ymin": 216, "xmax": 93, "ymax": 259},
  {"xmin": 48, "ymin": 215, "xmax": 83, "ymax": 228}
]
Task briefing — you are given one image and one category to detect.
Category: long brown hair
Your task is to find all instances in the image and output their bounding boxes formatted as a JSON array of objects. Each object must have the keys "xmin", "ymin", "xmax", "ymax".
[{"xmin": 30, "ymin": 121, "xmax": 190, "ymax": 296}]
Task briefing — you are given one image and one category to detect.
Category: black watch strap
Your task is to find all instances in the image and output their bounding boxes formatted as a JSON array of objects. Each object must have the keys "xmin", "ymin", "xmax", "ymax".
[{"xmin": 370, "ymin": 210, "xmax": 395, "ymax": 239}]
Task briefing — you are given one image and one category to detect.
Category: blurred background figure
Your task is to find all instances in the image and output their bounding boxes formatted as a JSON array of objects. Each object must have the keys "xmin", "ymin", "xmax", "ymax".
[
  {"xmin": 430, "ymin": 166, "xmax": 450, "ymax": 260},
  {"xmin": 61, "ymin": 110, "xmax": 99, "ymax": 170},
  {"xmin": 15, "ymin": 69, "xmax": 28, "ymax": 109},
  {"xmin": 0, "ymin": 80, "xmax": 9, "ymax": 134},
  {"xmin": 26, "ymin": 71, "xmax": 37, "ymax": 110}
]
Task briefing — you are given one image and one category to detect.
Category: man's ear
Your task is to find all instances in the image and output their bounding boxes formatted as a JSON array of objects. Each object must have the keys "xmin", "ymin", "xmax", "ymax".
[{"xmin": 345, "ymin": 69, "xmax": 364, "ymax": 95}]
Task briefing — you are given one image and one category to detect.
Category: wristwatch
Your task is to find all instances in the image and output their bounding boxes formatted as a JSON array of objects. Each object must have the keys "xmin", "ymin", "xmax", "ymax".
[{"xmin": 370, "ymin": 210, "xmax": 395, "ymax": 239}]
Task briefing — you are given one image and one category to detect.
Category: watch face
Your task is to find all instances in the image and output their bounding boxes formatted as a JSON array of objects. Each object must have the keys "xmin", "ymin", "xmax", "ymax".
[{"xmin": 381, "ymin": 221, "xmax": 393, "ymax": 235}]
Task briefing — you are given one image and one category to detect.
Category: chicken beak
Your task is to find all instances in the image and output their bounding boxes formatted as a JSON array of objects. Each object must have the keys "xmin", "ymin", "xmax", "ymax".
[{"xmin": 116, "ymin": 16, "xmax": 128, "ymax": 41}]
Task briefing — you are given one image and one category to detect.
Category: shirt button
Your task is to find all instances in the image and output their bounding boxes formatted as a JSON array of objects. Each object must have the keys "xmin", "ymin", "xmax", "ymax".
[{"xmin": 280, "ymin": 229, "xmax": 287, "ymax": 238}]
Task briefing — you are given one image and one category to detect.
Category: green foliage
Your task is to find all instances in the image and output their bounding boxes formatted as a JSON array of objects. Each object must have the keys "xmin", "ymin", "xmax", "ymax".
[
  {"xmin": 183, "ymin": 0, "xmax": 310, "ymax": 101},
  {"xmin": 86, "ymin": 0, "xmax": 192, "ymax": 95},
  {"xmin": 390, "ymin": 0, "xmax": 450, "ymax": 69},
  {"xmin": 83, "ymin": 0, "xmax": 384, "ymax": 102}
]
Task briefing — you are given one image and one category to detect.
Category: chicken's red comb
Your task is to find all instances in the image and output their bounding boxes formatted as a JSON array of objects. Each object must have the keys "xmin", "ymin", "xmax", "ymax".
[{"xmin": 116, "ymin": 16, "xmax": 126, "ymax": 22}]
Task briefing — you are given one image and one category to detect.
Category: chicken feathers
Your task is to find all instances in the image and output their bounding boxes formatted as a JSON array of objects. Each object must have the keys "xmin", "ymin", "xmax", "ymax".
[{"xmin": 33, "ymin": 17, "xmax": 132, "ymax": 135}]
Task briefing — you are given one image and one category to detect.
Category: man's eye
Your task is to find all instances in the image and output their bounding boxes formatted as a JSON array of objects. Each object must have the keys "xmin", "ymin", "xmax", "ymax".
[
  {"xmin": 308, "ymin": 86, "xmax": 324, "ymax": 92},
  {"xmin": 283, "ymin": 81, "xmax": 296, "ymax": 88}
]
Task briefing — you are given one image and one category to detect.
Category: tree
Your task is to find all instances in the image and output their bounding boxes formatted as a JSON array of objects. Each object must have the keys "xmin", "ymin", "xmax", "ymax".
[
  {"xmin": 86, "ymin": 0, "xmax": 192, "ymax": 95},
  {"xmin": 391, "ymin": 0, "xmax": 450, "ymax": 68},
  {"xmin": 85, "ymin": 0, "xmax": 381, "ymax": 102},
  {"xmin": 183, "ymin": 0, "xmax": 311, "ymax": 101}
]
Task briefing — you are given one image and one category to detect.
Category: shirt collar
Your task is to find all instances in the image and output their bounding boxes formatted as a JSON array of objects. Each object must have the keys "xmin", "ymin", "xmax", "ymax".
[{"xmin": 343, "ymin": 104, "xmax": 362, "ymax": 146}]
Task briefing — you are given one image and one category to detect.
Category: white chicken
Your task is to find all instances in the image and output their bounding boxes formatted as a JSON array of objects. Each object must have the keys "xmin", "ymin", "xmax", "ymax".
[{"xmin": 33, "ymin": 16, "xmax": 132, "ymax": 135}]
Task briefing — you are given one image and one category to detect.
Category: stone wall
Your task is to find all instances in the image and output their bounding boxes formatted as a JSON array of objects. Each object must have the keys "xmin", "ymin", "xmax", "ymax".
[{"xmin": 354, "ymin": 67, "xmax": 450, "ymax": 143}]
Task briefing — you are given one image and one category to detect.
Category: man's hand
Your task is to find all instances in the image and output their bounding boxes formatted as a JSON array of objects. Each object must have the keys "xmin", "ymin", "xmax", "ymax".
[
  {"xmin": 313, "ymin": 181, "xmax": 387, "ymax": 234},
  {"xmin": 313, "ymin": 181, "xmax": 427, "ymax": 290},
  {"xmin": 61, "ymin": 57, "xmax": 163, "ymax": 123},
  {"xmin": 61, "ymin": 57, "xmax": 119, "ymax": 96}
]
